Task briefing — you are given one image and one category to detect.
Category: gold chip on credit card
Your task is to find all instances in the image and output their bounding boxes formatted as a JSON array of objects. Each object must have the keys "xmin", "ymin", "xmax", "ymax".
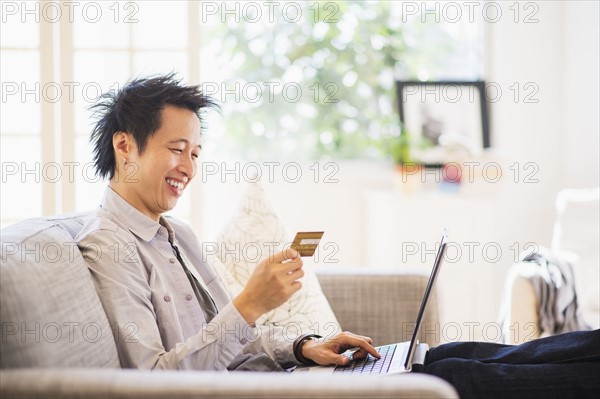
[{"xmin": 291, "ymin": 231, "xmax": 324, "ymax": 257}]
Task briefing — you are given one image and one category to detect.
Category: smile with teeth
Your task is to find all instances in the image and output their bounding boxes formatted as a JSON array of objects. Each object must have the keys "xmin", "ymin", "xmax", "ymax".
[{"xmin": 166, "ymin": 177, "xmax": 187, "ymax": 190}]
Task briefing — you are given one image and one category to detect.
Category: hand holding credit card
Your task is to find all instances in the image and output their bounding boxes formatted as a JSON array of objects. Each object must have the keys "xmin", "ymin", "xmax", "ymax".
[{"xmin": 290, "ymin": 232, "xmax": 324, "ymax": 257}]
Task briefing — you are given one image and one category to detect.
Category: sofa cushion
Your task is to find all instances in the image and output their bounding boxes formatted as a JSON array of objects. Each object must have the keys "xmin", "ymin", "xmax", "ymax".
[
  {"xmin": 0, "ymin": 216, "xmax": 120, "ymax": 368},
  {"xmin": 208, "ymin": 182, "xmax": 341, "ymax": 337}
]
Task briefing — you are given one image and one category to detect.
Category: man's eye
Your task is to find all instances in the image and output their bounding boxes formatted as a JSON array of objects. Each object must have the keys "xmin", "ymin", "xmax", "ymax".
[
  {"xmin": 171, "ymin": 148, "xmax": 183, "ymax": 154},
  {"xmin": 192, "ymin": 153, "xmax": 199, "ymax": 159}
]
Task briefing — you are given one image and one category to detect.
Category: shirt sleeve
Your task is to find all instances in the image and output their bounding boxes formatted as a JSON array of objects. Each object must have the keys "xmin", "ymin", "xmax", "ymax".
[
  {"xmin": 78, "ymin": 229, "xmax": 257, "ymax": 371},
  {"xmin": 167, "ymin": 220, "xmax": 301, "ymax": 368},
  {"xmin": 240, "ymin": 324, "xmax": 303, "ymax": 368}
]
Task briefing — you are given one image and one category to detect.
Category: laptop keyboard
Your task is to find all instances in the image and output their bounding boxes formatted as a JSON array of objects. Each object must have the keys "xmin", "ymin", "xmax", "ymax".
[{"xmin": 333, "ymin": 344, "xmax": 396, "ymax": 374}]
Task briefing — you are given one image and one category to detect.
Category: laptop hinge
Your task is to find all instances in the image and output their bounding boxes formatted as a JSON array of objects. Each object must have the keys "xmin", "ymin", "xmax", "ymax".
[{"xmin": 412, "ymin": 343, "xmax": 429, "ymax": 366}]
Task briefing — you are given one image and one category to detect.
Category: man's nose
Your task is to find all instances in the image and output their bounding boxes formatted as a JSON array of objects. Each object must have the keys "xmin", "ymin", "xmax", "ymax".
[{"xmin": 178, "ymin": 154, "xmax": 195, "ymax": 180}]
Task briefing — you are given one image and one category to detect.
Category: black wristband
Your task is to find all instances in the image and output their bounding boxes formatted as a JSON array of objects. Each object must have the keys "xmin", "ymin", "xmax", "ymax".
[{"xmin": 293, "ymin": 333, "xmax": 323, "ymax": 365}]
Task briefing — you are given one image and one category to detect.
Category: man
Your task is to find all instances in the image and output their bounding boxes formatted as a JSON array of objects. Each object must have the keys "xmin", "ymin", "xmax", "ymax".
[
  {"xmin": 78, "ymin": 74, "xmax": 599, "ymax": 399},
  {"xmin": 76, "ymin": 74, "xmax": 378, "ymax": 371}
]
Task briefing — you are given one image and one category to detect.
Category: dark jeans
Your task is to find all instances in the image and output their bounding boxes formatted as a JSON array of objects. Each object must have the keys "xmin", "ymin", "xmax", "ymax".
[{"xmin": 420, "ymin": 329, "xmax": 600, "ymax": 399}]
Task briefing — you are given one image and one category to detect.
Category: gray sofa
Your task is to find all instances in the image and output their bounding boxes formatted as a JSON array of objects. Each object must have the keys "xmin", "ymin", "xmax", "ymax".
[{"xmin": 0, "ymin": 214, "xmax": 458, "ymax": 398}]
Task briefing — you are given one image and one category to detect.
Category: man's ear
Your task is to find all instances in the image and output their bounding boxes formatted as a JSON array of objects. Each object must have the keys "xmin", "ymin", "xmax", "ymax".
[{"xmin": 113, "ymin": 131, "xmax": 133, "ymax": 161}]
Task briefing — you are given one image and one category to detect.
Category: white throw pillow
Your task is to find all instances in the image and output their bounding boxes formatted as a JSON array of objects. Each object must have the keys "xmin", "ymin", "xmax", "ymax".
[{"xmin": 208, "ymin": 182, "xmax": 341, "ymax": 337}]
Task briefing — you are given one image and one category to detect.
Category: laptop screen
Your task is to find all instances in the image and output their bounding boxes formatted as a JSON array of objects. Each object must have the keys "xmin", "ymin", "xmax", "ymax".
[{"xmin": 403, "ymin": 229, "xmax": 448, "ymax": 370}]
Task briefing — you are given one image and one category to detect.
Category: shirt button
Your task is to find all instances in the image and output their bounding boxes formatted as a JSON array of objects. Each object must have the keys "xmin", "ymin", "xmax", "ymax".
[
  {"xmin": 185, "ymin": 294, "xmax": 193, "ymax": 301},
  {"xmin": 164, "ymin": 295, "xmax": 171, "ymax": 302},
  {"xmin": 169, "ymin": 258, "xmax": 176, "ymax": 263}
]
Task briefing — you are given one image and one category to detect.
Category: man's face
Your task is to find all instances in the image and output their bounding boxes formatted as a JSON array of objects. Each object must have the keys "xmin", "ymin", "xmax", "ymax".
[{"xmin": 117, "ymin": 105, "xmax": 201, "ymax": 221}]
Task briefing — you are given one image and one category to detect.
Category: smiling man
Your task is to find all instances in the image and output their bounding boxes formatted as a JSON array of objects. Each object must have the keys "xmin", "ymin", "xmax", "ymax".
[
  {"xmin": 75, "ymin": 74, "xmax": 379, "ymax": 371},
  {"xmin": 111, "ymin": 105, "xmax": 198, "ymax": 219},
  {"xmin": 74, "ymin": 75, "xmax": 600, "ymax": 397}
]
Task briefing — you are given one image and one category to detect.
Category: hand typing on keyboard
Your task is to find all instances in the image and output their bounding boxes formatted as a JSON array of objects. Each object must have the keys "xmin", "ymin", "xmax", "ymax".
[
  {"xmin": 299, "ymin": 331, "xmax": 381, "ymax": 367},
  {"xmin": 334, "ymin": 345, "xmax": 396, "ymax": 374}
]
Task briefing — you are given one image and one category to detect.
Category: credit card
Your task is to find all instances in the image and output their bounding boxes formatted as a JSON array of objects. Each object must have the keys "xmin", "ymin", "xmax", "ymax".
[{"xmin": 291, "ymin": 231, "xmax": 324, "ymax": 257}]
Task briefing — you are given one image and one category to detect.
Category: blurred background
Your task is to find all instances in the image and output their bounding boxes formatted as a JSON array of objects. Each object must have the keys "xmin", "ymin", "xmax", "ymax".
[{"xmin": 1, "ymin": 0, "xmax": 598, "ymax": 341}]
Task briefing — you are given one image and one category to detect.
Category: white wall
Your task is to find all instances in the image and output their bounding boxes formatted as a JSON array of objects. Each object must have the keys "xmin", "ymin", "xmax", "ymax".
[
  {"xmin": 563, "ymin": 1, "xmax": 600, "ymax": 187},
  {"xmin": 559, "ymin": 0, "xmax": 599, "ymax": 329},
  {"xmin": 482, "ymin": 0, "xmax": 599, "ymax": 337}
]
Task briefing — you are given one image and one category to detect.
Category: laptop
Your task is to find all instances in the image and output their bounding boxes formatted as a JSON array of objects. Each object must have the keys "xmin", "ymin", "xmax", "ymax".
[{"xmin": 295, "ymin": 229, "xmax": 448, "ymax": 375}]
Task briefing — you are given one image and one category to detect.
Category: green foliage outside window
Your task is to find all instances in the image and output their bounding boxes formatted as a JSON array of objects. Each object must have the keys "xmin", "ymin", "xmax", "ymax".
[{"xmin": 203, "ymin": 1, "xmax": 462, "ymax": 161}]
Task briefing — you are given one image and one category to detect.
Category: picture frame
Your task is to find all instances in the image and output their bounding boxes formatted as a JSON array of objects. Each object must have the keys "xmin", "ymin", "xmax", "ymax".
[{"xmin": 396, "ymin": 80, "xmax": 490, "ymax": 165}]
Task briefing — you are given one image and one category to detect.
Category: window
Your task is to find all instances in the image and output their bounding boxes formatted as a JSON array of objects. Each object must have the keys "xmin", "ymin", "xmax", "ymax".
[
  {"xmin": 1, "ymin": 0, "xmax": 197, "ymax": 227},
  {"xmin": 0, "ymin": 0, "xmax": 483, "ymax": 227},
  {"xmin": 1, "ymin": 4, "xmax": 43, "ymax": 227},
  {"xmin": 200, "ymin": 1, "xmax": 483, "ymax": 161}
]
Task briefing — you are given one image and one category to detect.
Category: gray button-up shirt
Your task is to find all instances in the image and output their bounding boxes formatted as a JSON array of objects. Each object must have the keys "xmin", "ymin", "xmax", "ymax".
[{"xmin": 76, "ymin": 187, "xmax": 297, "ymax": 370}]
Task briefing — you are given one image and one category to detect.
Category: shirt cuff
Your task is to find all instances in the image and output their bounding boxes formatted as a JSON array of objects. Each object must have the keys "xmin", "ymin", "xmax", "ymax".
[
  {"xmin": 171, "ymin": 302, "xmax": 259, "ymax": 370},
  {"xmin": 293, "ymin": 334, "xmax": 323, "ymax": 365}
]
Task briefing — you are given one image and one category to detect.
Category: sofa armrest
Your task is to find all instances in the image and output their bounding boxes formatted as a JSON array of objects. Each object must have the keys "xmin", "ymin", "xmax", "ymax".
[
  {"xmin": 315, "ymin": 267, "xmax": 440, "ymax": 347},
  {"xmin": 0, "ymin": 369, "xmax": 458, "ymax": 399}
]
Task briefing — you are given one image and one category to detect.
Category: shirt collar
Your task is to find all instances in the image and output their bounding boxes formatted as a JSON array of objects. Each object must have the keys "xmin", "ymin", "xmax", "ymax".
[
  {"xmin": 159, "ymin": 216, "xmax": 176, "ymax": 244},
  {"xmin": 100, "ymin": 186, "xmax": 167, "ymax": 243}
]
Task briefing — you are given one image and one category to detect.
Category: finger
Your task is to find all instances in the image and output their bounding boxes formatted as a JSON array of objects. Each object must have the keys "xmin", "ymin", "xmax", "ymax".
[
  {"xmin": 351, "ymin": 348, "xmax": 370, "ymax": 360},
  {"xmin": 270, "ymin": 248, "xmax": 299, "ymax": 263},
  {"xmin": 285, "ymin": 267, "xmax": 304, "ymax": 282},
  {"xmin": 358, "ymin": 341, "xmax": 380, "ymax": 359},
  {"xmin": 356, "ymin": 335, "xmax": 374, "ymax": 345},
  {"xmin": 349, "ymin": 350, "xmax": 379, "ymax": 363},
  {"xmin": 343, "ymin": 332, "xmax": 374, "ymax": 346},
  {"xmin": 281, "ymin": 257, "xmax": 303, "ymax": 273},
  {"xmin": 334, "ymin": 353, "xmax": 352, "ymax": 367},
  {"xmin": 317, "ymin": 347, "xmax": 352, "ymax": 367},
  {"xmin": 339, "ymin": 336, "xmax": 380, "ymax": 359},
  {"xmin": 290, "ymin": 280, "xmax": 302, "ymax": 292}
]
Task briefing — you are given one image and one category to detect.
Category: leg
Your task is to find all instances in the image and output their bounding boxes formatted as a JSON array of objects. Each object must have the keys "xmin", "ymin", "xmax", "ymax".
[
  {"xmin": 426, "ymin": 329, "xmax": 600, "ymax": 365},
  {"xmin": 421, "ymin": 329, "xmax": 600, "ymax": 399},
  {"xmin": 424, "ymin": 359, "xmax": 600, "ymax": 399}
]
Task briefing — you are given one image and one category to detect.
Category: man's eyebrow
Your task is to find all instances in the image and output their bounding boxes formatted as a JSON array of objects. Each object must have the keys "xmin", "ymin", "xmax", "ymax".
[{"xmin": 167, "ymin": 138, "xmax": 202, "ymax": 148}]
